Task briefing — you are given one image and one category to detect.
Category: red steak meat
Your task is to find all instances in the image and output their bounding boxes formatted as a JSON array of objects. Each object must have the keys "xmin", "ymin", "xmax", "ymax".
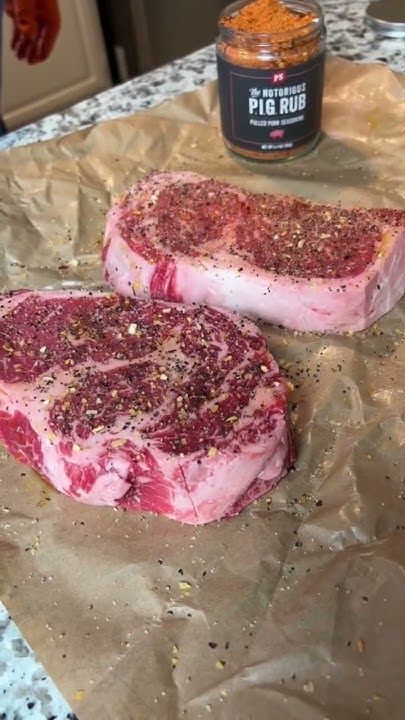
[
  {"xmin": 0, "ymin": 290, "xmax": 294, "ymax": 524},
  {"xmin": 103, "ymin": 171, "xmax": 405, "ymax": 333}
]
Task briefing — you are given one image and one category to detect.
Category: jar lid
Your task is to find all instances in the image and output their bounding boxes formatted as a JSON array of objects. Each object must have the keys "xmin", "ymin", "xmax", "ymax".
[{"xmin": 365, "ymin": 0, "xmax": 405, "ymax": 37}]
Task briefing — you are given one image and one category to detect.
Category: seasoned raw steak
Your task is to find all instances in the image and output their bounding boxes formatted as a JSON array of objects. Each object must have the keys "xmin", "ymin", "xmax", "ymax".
[
  {"xmin": 103, "ymin": 171, "xmax": 405, "ymax": 333},
  {"xmin": 0, "ymin": 290, "xmax": 293, "ymax": 524}
]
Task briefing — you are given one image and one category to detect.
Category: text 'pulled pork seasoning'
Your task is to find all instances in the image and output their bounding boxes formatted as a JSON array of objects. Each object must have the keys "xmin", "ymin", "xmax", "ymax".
[{"xmin": 216, "ymin": 0, "xmax": 326, "ymax": 161}]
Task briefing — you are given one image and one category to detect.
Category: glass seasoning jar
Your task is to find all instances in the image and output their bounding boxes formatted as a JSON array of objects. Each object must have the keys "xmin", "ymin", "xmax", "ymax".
[{"xmin": 216, "ymin": 0, "xmax": 326, "ymax": 161}]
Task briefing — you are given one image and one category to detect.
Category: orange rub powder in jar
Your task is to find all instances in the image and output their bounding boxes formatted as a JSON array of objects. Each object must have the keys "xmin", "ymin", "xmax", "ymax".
[{"xmin": 216, "ymin": 0, "xmax": 326, "ymax": 161}]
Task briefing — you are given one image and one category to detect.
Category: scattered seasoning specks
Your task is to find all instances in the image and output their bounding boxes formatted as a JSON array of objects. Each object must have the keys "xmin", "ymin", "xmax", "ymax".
[
  {"xmin": 179, "ymin": 581, "xmax": 192, "ymax": 591},
  {"xmin": 171, "ymin": 644, "xmax": 179, "ymax": 669},
  {"xmin": 73, "ymin": 690, "xmax": 86, "ymax": 702},
  {"xmin": 117, "ymin": 174, "xmax": 405, "ymax": 287}
]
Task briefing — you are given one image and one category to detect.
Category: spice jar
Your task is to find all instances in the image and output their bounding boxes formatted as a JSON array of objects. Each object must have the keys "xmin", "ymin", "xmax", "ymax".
[{"xmin": 216, "ymin": 0, "xmax": 326, "ymax": 161}]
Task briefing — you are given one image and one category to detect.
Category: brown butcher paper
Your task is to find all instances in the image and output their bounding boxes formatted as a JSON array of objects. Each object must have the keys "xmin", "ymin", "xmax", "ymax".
[{"xmin": 0, "ymin": 56, "xmax": 404, "ymax": 719}]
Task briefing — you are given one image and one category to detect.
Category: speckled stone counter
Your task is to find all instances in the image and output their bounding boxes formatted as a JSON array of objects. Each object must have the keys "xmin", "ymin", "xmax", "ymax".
[
  {"xmin": 0, "ymin": 603, "xmax": 76, "ymax": 719},
  {"xmin": 1, "ymin": 0, "xmax": 404, "ymax": 717}
]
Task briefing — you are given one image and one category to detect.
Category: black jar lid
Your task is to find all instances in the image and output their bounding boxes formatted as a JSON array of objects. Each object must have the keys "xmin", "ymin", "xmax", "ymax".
[{"xmin": 365, "ymin": 0, "xmax": 405, "ymax": 38}]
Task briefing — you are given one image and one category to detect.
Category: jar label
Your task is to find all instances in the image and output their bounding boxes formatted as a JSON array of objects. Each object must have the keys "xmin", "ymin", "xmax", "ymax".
[{"xmin": 217, "ymin": 52, "xmax": 325, "ymax": 153}]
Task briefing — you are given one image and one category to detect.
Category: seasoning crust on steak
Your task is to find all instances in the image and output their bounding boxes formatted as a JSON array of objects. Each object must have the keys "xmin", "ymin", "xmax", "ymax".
[
  {"xmin": 103, "ymin": 171, "xmax": 405, "ymax": 333},
  {"xmin": 0, "ymin": 290, "xmax": 294, "ymax": 524}
]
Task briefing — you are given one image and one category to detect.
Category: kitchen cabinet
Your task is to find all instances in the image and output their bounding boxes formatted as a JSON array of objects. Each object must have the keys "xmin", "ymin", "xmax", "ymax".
[
  {"xmin": 98, "ymin": 0, "xmax": 229, "ymax": 79},
  {"xmin": 2, "ymin": 0, "xmax": 111, "ymax": 130}
]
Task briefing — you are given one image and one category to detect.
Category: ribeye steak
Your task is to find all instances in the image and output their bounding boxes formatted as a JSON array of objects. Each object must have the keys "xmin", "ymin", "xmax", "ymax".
[
  {"xmin": 103, "ymin": 171, "xmax": 405, "ymax": 333},
  {"xmin": 0, "ymin": 290, "xmax": 293, "ymax": 524}
]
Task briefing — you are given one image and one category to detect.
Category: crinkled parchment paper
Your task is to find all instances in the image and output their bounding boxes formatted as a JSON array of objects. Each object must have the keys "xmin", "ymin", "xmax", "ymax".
[{"xmin": 0, "ymin": 57, "xmax": 404, "ymax": 720}]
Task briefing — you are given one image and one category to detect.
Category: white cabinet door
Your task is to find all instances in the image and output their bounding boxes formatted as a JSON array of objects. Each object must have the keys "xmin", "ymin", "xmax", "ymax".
[{"xmin": 2, "ymin": 0, "xmax": 111, "ymax": 129}]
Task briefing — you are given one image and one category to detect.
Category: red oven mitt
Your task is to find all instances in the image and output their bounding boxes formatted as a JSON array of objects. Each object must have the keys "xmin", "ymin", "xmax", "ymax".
[{"xmin": 5, "ymin": 0, "xmax": 61, "ymax": 64}]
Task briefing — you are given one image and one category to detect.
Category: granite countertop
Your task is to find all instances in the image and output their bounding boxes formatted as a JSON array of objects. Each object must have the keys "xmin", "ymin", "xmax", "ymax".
[
  {"xmin": 1, "ymin": 1, "xmax": 404, "ymax": 718},
  {"xmin": 0, "ymin": 605, "xmax": 76, "ymax": 720}
]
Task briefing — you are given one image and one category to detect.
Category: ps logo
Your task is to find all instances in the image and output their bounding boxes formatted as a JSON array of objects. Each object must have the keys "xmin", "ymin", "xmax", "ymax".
[{"xmin": 273, "ymin": 71, "xmax": 285, "ymax": 83}]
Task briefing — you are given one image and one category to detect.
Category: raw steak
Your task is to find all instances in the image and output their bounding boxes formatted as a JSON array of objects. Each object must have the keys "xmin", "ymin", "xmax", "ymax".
[
  {"xmin": 0, "ymin": 290, "xmax": 293, "ymax": 524},
  {"xmin": 103, "ymin": 171, "xmax": 405, "ymax": 333}
]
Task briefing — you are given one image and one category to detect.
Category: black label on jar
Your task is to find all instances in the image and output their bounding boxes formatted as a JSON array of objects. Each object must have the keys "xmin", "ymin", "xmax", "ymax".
[{"xmin": 217, "ymin": 52, "xmax": 325, "ymax": 153}]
